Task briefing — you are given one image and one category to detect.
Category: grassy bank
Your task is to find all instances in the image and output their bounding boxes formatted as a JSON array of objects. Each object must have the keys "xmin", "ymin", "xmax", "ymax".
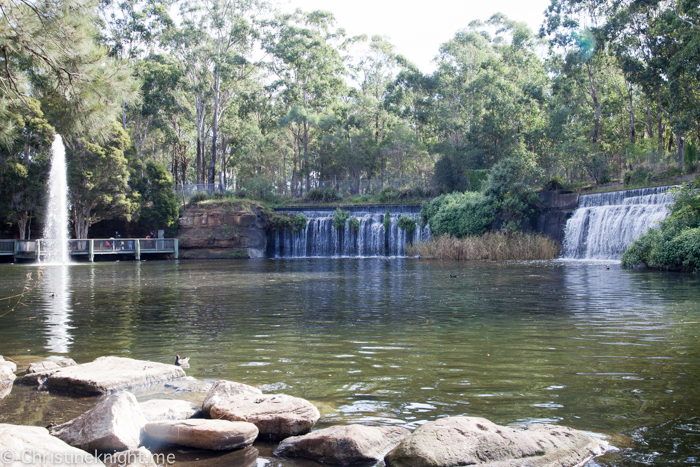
[{"xmin": 407, "ymin": 233, "xmax": 560, "ymax": 261}]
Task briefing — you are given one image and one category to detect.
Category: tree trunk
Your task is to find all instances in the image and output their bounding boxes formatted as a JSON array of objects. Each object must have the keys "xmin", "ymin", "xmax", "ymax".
[
  {"xmin": 628, "ymin": 84, "xmax": 635, "ymax": 144},
  {"xmin": 196, "ymin": 136, "xmax": 202, "ymax": 185},
  {"xmin": 645, "ymin": 96, "xmax": 653, "ymax": 139},
  {"xmin": 677, "ymin": 133, "xmax": 684, "ymax": 171},
  {"xmin": 17, "ymin": 211, "xmax": 28, "ymax": 240},
  {"xmin": 657, "ymin": 90, "xmax": 665, "ymax": 154},
  {"xmin": 587, "ymin": 64, "xmax": 601, "ymax": 144},
  {"xmin": 210, "ymin": 36, "xmax": 221, "ymax": 188}
]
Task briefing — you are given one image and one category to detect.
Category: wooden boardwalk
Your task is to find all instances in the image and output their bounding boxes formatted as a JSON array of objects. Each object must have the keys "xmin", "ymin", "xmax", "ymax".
[{"xmin": 0, "ymin": 239, "xmax": 178, "ymax": 262}]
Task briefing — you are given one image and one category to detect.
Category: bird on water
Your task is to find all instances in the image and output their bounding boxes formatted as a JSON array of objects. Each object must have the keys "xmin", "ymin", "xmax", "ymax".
[{"xmin": 175, "ymin": 355, "xmax": 190, "ymax": 366}]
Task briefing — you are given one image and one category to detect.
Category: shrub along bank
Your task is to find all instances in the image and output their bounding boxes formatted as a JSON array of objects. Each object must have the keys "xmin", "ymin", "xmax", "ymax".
[
  {"xmin": 420, "ymin": 158, "xmax": 542, "ymax": 237},
  {"xmin": 414, "ymin": 158, "xmax": 558, "ymax": 261},
  {"xmin": 622, "ymin": 176, "xmax": 700, "ymax": 272},
  {"xmin": 407, "ymin": 233, "xmax": 560, "ymax": 261}
]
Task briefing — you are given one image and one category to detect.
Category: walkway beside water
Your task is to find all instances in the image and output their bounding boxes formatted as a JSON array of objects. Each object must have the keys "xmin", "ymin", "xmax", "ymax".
[{"xmin": 0, "ymin": 239, "xmax": 178, "ymax": 262}]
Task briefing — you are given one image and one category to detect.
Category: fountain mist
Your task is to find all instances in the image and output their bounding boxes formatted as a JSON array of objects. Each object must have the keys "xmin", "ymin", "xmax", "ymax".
[{"xmin": 43, "ymin": 134, "xmax": 70, "ymax": 264}]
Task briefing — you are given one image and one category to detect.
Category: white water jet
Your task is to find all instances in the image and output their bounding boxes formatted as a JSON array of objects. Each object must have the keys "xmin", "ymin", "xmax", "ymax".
[
  {"xmin": 563, "ymin": 186, "xmax": 674, "ymax": 260},
  {"xmin": 43, "ymin": 134, "xmax": 70, "ymax": 264}
]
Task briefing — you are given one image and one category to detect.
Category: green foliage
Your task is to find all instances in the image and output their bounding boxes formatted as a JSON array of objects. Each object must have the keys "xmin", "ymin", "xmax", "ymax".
[
  {"xmin": 241, "ymin": 176, "xmax": 278, "ymax": 203},
  {"xmin": 189, "ymin": 191, "xmax": 209, "ymax": 206},
  {"xmin": 544, "ymin": 177, "xmax": 566, "ymax": 191},
  {"xmin": 482, "ymin": 158, "xmax": 542, "ymax": 232},
  {"xmin": 68, "ymin": 122, "xmax": 137, "ymax": 239},
  {"xmin": 265, "ymin": 212, "xmax": 307, "ymax": 233},
  {"xmin": 383, "ymin": 210, "xmax": 391, "ymax": 231},
  {"xmin": 424, "ymin": 192, "xmax": 497, "ymax": 238},
  {"xmin": 332, "ymin": 208, "xmax": 350, "ymax": 230},
  {"xmin": 397, "ymin": 215, "xmax": 416, "ymax": 234},
  {"xmin": 304, "ymin": 187, "xmax": 342, "ymax": 203},
  {"xmin": 622, "ymin": 177, "xmax": 700, "ymax": 271},
  {"xmin": 134, "ymin": 162, "xmax": 179, "ymax": 234},
  {"xmin": 583, "ymin": 154, "xmax": 611, "ymax": 185},
  {"xmin": 685, "ymin": 142, "xmax": 698, "ymax": 171},
  {"xmin": 348, "ymin": 217, "xmax": 360, "ymax": 231}
]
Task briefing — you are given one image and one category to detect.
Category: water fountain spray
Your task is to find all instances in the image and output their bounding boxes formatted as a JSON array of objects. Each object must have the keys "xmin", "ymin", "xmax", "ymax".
[{"xmin": 43, "ymin": 134, "xmax": 70, "ymax": 264}]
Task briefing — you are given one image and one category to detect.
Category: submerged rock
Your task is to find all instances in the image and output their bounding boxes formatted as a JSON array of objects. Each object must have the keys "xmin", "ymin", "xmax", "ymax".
[
  {"xmin": 103, "ymin": 447, "xmax": 158, "ymax": 467},
  {"xmin": 0, "ymin": 424, "xmax": 105, "ymax": 466},
  {"xmin": 384, "ymin": 416, "xmax": 607, "ymax": 467},
  {"xmin": 47, "ymin": 356, "xmax": 186, "ymax": 395},
  {"xmin": 275, "ymin": 425, "xmax": 411, "ymax": 465},
  {"xmin": 0, "ymin": 365, "xmax": 16, "ymax": 399},
  {"xmin": 163, "ymin": 376, "xmax": 212, "ymax": 394},
  {"xmin": 50, "ymin": 392, "xmax": 148, "ymax": 452},
  {"xmin": 45, "ymin": 356, "xmax": 77, "ymax": 367},
  {"xmin": 144, "ymin": 419, "xmax": 258, "ymax": 451},
  {"xmin": 210, "ymin": 394, "xmax": 320, "ymax": 440},
  {"xmin": 202, "ymin": 380, "xmax": 262, "ymax": 417},
  {"xmin": 140, "ymin": 399, "xmax": 202, "ymax": 422}
]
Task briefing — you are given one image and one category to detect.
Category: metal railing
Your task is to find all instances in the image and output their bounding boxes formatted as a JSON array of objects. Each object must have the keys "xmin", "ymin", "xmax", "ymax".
[
  {"xmin": 176, "ymin": 177, "xmax": 433, "ymax": 200},
  {"xmin": 0, "ymin": 240, "xmax": 14, "ymax": 255},
  {"xmin": 1, "ymin": 238, "xmax": 177, "ymax": 261}
]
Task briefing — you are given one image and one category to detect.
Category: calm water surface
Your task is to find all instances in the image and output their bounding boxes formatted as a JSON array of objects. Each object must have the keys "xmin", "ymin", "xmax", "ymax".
[{"xmin": 1, "ymin": 259, "xmax": 699, "ymax": 466}]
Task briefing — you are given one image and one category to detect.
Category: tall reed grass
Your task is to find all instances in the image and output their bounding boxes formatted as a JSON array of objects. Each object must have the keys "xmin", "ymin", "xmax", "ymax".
[{"xmin": 406, "ymin": 233, "xmax": 560, "ymax": 261}]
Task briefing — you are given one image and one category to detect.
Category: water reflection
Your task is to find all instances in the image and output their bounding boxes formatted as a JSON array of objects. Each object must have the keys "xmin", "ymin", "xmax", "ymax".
[{"xmin": 41, "ymin": 265, "xmax": 73, "ymax": 353}]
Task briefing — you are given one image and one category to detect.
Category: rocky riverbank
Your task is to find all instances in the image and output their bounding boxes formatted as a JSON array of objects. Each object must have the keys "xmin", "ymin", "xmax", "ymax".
[
  {"xmin": 0, "ymin": 355, "xmax": 610, "ymax": 466},
  {"xmin": 176, "ymin": 201, "xmax": 268, "ymax": 259}
]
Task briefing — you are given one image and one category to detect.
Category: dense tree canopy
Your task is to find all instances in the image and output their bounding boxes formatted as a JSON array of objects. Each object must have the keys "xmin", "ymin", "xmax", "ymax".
[{"xmin": 2, "ymin": 0, "xmax": 700, "ymax": 238}]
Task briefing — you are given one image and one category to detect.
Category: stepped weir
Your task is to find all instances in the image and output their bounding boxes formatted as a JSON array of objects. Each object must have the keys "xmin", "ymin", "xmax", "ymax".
[
  {"xmin": 272, "ymin": 206, "xmax": 430, "ymax": 258},
  {"xmin": 563, "ymin": 186, "xmax": 674, "ymax": 260}
]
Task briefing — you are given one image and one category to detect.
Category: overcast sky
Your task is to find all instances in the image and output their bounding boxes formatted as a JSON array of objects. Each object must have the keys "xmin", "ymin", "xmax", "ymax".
[{"xmin": 280, "ymin": 0, "xmax": 552, "ymax": 72}]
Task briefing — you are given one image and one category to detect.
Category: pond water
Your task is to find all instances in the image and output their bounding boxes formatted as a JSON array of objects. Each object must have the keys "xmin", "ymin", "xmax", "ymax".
[{"xmin": 1, "ymin": 259, "xmax": 699, "ymax": 466}]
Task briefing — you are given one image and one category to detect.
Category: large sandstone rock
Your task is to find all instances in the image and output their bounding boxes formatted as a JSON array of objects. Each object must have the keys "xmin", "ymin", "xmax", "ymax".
[
  {"xmin": 384, "ymin": 417, "xmax": 608, "ymax": 467},
  {"xmin": 144, "ymin": 419, "xmax": 258, "ymax": 451},
  {"xmin": 210, "ymin": 394, "xmax": 320, "ymax": 440},
  {"xmin": 103, "ymin": 447, "xmax": 158, "ymax": 467},
  {"xmin": 202, "ymin": 380, "xmax": 262, "ymax": 417},
  {"xmin": 0, "ymin": 365, "xmax": 16, "ymax": 399},
  {"xmin": 0, "ymin": 355, "xmax": 17, "ymax": 372},
  {"xmin": 0, "ymin": 424, "xmax": 105, "ymax": 466},
  {"xmin": 140, "ymin": 399, "xmax": 202, "ymax": 422},
  {"xmin": 275, "ymin": 425, "xmax": 411, "ymax": 465},
  {"xmin": 18, "ymin": 359, "xmax": 70, "ymax": 388},
  {"xmin": 176, "ymin": 204, "xmax": 267, "ymax": 259},
  {"xmin": 47, "ymin": 356, "xmax": 186, "ymax": 395},
  {"xmin": 27, "ymin": 360, "xmax": 62, "ymax": 373},
  {"xmin": 50, "ymin": 392, "xmax": 148, "ymax": 452}
]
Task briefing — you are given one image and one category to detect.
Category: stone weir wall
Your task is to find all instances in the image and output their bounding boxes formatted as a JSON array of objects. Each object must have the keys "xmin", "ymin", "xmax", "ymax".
[
  {"xmin": 176, "ymin": 204, "xmax": 268, "ymax": 259},
  {"xmin": 536, "ymin": 191, "xmax": 580, "ymax": 244}
]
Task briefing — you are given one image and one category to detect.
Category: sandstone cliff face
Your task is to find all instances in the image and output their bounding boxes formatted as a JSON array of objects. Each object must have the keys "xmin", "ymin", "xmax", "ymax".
[{"xmin": 176, "ymin": 203, "xmax": 267, "ymax": 259}]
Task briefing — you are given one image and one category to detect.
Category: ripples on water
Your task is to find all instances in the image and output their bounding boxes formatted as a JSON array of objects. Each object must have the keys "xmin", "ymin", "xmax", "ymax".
[{"xmin": 1, "ymin": 259, "xmax": 699, "ymax": 466}]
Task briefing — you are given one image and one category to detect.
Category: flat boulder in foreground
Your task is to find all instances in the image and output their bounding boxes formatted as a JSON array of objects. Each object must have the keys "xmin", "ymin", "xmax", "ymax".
[
  {"xmin": 47, "ymin": 356, "xmax": 186, "ymax": 395},
  {"xmin": 385, "ymin": 416, "xmax": 607, "ymax": 467},
  {"xmin": 275, "ymin": 425, "xmax": 411, "ymax": 465},
  {"xmin": 140, "ymin": 399, "xmax": 202, "ymax": 421},
  {"xmin": 202, "ymin": 380, "xmax": 262, "ymax": 417},
  {"xmin": 144, "ymin": 419, "xmax": 258, "ymax": 451},
  {"xmin": 210, "ymin": 394, "xmax": 320, "ymax": 440},
  {"xmin": 0, "ymin": 424, "xmax": 105, "ymax": 466},
  {"xmin": 50, "ymin": 392, "xmax": 148, "ymax": 452}
]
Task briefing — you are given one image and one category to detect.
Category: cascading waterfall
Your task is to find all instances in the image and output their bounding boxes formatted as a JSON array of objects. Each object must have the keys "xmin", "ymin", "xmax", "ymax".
[
  {"xmin": 43, "ymin": 134, "xmax": 70, "ymax": 264},
  {"xmin": 563, "ymin": 186, "xmax": 674, "ymax": 260},
  {"xmin": 273, "ymin": 206, "xmax": 431, "ymax": 258}
]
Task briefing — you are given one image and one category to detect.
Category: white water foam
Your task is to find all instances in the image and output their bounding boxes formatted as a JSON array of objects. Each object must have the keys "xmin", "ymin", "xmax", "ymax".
[{"xmin": 563, "ymin": 187, "xmax": 674, "ymax": 260}]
